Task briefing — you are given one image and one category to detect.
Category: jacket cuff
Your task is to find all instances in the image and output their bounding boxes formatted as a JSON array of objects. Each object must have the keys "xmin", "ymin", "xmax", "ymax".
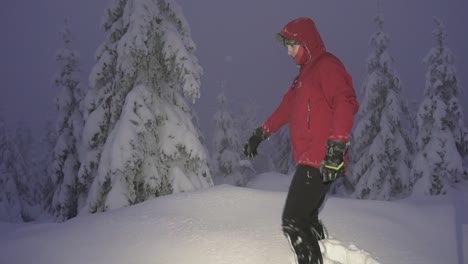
[
  {"xmin": 261, "ymin": 124, "xmax": 272, "ymax": 137},
  {"xmin": 328, "ymin": 134, "xmax": 349, "ymax": 142}
]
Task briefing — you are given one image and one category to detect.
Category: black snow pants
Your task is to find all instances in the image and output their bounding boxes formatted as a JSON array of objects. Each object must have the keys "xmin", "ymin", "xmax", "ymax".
[{"xmin": 282, "ymin": 165, "xmax": 331, "ymax": 264}]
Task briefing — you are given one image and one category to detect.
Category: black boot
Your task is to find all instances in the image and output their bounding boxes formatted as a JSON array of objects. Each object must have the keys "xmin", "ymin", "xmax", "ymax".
[
  {"xmin": 283, "ymin": 219, "xmax": 324, "ymax": 264},
  {"xmin": 310, "ymin": 220, "xmax": 328, "ymax": 240}
]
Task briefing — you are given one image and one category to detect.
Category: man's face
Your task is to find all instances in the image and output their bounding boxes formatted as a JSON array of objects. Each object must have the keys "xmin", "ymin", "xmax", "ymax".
[{"xmin": 287, "ymin": 44, "xmax": 300, "ymax": 59}]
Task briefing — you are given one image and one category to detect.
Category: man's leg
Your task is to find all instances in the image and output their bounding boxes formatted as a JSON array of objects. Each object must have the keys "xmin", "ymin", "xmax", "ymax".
[
  {"xmin": 309, "ymin": 195, "xmax": 328, "ymax": 240},
  {"xmin": 282, "ymin": 165, "xmax": 330, "ymax": 264}
]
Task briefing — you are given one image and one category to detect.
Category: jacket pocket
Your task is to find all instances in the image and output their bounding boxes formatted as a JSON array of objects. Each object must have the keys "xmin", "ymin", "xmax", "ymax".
[{"xmin": 307, "ymin": 99, "xmax": 311, "ymax": 129}]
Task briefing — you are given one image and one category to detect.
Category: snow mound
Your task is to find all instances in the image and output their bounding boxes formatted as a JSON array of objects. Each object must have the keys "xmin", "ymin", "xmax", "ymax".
[
  {"xmin": 321, "ymin": 238, "xmax": 379, "ymax": 264},
  {"xmin": 0, "ymin": 185, "xmax": 383, "ymax": 264},
  {"xmin": 246, "ymin": 171, "xmax": 293, "ymax": 192}
]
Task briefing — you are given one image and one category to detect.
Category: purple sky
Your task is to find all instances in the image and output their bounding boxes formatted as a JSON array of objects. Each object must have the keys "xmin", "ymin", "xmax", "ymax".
[{"xmin": 1, "ymin": 0, "xmax": 467, "ymax": 140}]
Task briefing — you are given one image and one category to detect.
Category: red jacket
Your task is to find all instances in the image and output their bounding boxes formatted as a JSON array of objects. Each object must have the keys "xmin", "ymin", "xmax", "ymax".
[{"xmin": 262, "ymin": 17, "xmax": 358, "ymax": 168}]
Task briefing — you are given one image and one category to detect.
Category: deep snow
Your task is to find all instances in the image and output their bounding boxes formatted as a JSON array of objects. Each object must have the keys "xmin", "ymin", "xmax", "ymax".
[{"xmin": 0, "ymin": 172, "xmax": 467, "ymax": 264}]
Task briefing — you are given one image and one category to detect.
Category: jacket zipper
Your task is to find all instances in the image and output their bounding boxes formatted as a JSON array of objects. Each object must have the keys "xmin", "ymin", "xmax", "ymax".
[{"xmin": 307, "ymin": 99, "xmax": 311, "ymax": 129}]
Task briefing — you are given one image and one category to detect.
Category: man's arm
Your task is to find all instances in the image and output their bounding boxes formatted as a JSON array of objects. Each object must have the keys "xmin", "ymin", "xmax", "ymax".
[
  {"xmin": 262, "ymin": 87, "xmax": 294, "ymax": 136},
  {"xmin": 243, "ymin": 87, "xmax": 293, "ymax": 158},
  {"xmin": 319, "ymin": 59, "xmax": 359, "ymax": 141}
]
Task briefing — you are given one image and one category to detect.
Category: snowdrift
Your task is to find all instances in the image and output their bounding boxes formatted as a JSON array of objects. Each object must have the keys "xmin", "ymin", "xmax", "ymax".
[{"xmin": 0, "ymin": 183, "xmax": 464, "ymax": 264}]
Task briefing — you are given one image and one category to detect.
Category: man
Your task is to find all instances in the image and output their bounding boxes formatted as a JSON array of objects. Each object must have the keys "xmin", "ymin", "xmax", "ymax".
[{"xmin": 243, "ymin": 17, "xmax": 358, "ymax": 264}]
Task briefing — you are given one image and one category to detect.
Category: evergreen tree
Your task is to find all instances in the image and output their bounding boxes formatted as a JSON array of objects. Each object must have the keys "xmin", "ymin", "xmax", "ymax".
[
  {"xmin": 212, "ymin": 93, "xmax": 251, "ymax": 186},
  {"xmin": 48, "ymin": 20, "xmax": 84, "ymax": 221},
  {"xmin": 78, "ymin": 0, "xmax": 127, "ymax": 209},
  {"xmin": 411, "ymin": 18, "xmax": 468, "ymax": 195},
  {"xmin": 34, "ymin": 120, "xmax": 57, "ymax": 216},
  {"xmin": 236, "ymin": 101, "xmax": 274, "ymax": 174},
  {"xmin": 82, "ymin": 0, "xmax": 212, "ymax": 213},
  {"xmin": 0, "ymin": 118, "xmax": 33, "ymax": 222},
  {"xmin": 271, "ymin": 126, "xmax": 294, "ymax": 175},
  {"xmin": 237, "ymin": 101, "xmax": 259, "ymax": 146},
  {"xmin": 349, "ymin": 14, "xmax": 413, "ymax": 200},
  {"xmin": 13, "ymin": 121, "xmax": 40, "ymax": 205},
  {"xmin": 14, "ymin": 121, "xmax": 33, "ymax": 168}
]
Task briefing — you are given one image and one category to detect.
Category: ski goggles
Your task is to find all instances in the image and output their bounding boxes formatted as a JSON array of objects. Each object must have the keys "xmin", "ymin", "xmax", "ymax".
[
  {"xmin": 276, "ymin": 34, "xmax": 300, "ymax": 46},
  {"xmin": 283, "ymin": 38, "xmax": 300, "ymax": 46}
]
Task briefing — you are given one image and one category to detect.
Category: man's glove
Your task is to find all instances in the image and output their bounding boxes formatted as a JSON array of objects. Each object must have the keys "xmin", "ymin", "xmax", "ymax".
[
  {"xmin": 320, "ymin": 140, "xmax": 349, "ymax": 183},
  {"xmin": 243, "ymin": 127, "xmax": 267, "ymax": 158}
]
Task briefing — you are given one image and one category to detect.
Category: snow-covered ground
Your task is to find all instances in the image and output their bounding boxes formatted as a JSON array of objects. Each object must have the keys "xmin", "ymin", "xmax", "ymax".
[{"xmin": 0, "ymin": 172, "xmax": 467, "ymax": 264}]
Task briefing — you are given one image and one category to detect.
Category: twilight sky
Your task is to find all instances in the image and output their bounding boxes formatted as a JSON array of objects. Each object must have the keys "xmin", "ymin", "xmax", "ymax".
[{"xmin": 1, "ymin": 0, "xmax": 467, "ymax": 141}]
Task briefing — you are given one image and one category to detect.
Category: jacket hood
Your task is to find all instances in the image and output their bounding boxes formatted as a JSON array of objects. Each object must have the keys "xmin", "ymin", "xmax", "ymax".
[{"xmin": 277, "ymin": 17, "xmax": 326, "ymax": 65}]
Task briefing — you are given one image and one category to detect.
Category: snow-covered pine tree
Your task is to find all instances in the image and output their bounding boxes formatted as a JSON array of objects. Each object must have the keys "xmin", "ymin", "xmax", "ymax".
[
  {"xmin": 237, "ymin": 101, "xmax": 259, "ymax": 145},
  {"xmin": 236, "ymin": 101, "xmax": 274, "ymax": 174},
  {"xmin": 348, "ymin": 14, "xmax": 413, "ymax": 200},
  {"xmin": 411, "ymin": 18, "xmax": 468, "ymax": 195},
  {"xmin": 233, "ymin": 101, "xmax": 257, "ymax": 178},
  {"xmin": 13, "ymin": 121, "xmax": 39, "ymax": 204},
  {"xmin": 14, "ymin": 120, "xmax": 47, "ymax": 215},
  {"xmin": 271, "ymin": 126, "xmax": 294, "ymax": 175},
  {"xmin": 212, "ymin": 92, "xmax": 251, "ymax": 186},
  {"xmin": 48, "ymin": 19, "xmax": 85, "ymax": 221},
  {"xmin": 82, "ymin": 0, "xmax": 212, "ymax": 213},
  {"xmin": 34, "ymin": 120, "xmax": 57, "ymax": 217},
  {"xmin": 0, "ymin": 118, "xmax": 33, "ymax": 222},
  {"xmin": 77, "ymin": 0, "xmax": 127, "ymax": 210},
  {"xmin": 14, "ymin": 121, "xmax": 33, "ymax": 169}
]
